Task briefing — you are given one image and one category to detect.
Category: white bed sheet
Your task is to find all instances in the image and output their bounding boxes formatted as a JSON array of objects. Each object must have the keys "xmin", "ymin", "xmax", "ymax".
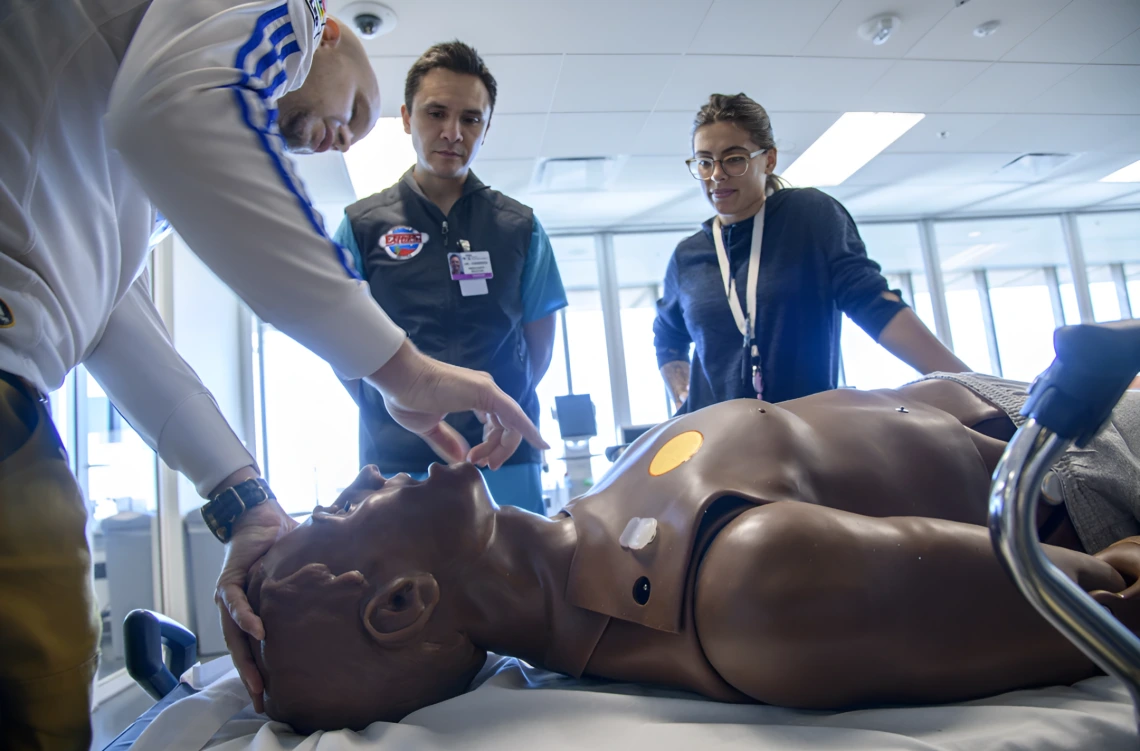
[{"xmin": 130, "ymin": 655, "xmax": 1139, "ymax": 750}]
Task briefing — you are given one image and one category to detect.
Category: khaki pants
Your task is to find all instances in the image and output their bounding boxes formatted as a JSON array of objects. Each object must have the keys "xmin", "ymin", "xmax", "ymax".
[{"xmin": 0, "ymin": 376, "xmax": 99, "ymax": 751}]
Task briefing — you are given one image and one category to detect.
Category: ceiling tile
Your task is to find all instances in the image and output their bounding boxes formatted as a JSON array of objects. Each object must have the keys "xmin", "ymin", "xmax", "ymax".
[
  {"xmin": 627, "ymin": 110, "xmax": 839, "ymax": 159},
  {"xmin": 369, "ymin": 57, "xmax": 416, "ymax": 117},
  {"xmin": 615, "ymin": 191, "xmax": 714, "ymax": 229},
  {"xmin": 551, "ymin": 56, "xmax": 678, "ymax": 113},
  {"xmin": 905, "ymin": 0, "xmax": 1071, "ymax": 61},
  {"xmin": 1021, "ymin": 64, "xmax": 1140, "ymax": 115},
  {"xmin": 798, "ymin": 0, "xmax": 953, "ymax": 59},
  {"xmin": 472, "ymin": 158, "xmax": 539, "ymax": 195},
  {"xmin": 1094, "ymin": 27, "xmax": 1140, "ymax": 63},
  {"xmin": 521, "ymin": 188, "xmax": 696, "ymax": 230},
  {"xmin": 1002, "ymin": 0, "xmax": 1140, "ymax": 63},
  {"xmin": 856, "ymin": 60, "xmax": 991, "ymax": 112},
  {"xmin": 965, "ymin": 114, "xmax": 1140, "ymax": 153},
  {"xmin": 633, "ymin": 111, "xmax": 698, "ymax": 156},
  {"xmin": 841, "ymin": 183, "xmax": 1019, "ymax": 218},
  {"xmin": 479, "ymin": 114, "xmax": 548, "ymax": 159},
  {"xmin": 938, "ymin": 62, "xmax": 1080, "ymax": 113},
  {"xmin": 686, "ymin": 0, "xmax": 840, "ymax": 55},
  {"xmin": 843, "ymin": 153, "xmax": 1028, "ymax": 187},
  {"xmin": 656, "ymin": 55, "xmax": 894, "ymax": 112},
  {"xmin": 342, "ymin": 0, "xmax": 711, "ymax": 56},
  {"xmin": 538, "ymin": 112, "xmax": 650, "ymax": 158},
  {"xmin": 884, "ymin": 113, "xmax": 1006, "ymax": 153},
  {"xmin": 610, "ymin": 156, "xmax": 694, "ymax": 191},
  {"xmin": 766, "ymin": 112, "xmax": 844, "ymax": 154},
  {"xmin": 481, "ymin": 55, "xmax": 562, "ymax": 114}
]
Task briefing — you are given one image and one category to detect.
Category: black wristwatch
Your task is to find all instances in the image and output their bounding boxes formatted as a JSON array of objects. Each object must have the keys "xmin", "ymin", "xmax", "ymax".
[{"xmin": 201, "ymin": 478, "xmax": 275, "ymax": 543}]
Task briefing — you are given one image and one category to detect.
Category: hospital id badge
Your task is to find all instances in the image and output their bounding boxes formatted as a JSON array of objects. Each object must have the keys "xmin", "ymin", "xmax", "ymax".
[{"xmin": 448, "ymin": 249, "xmax": 492, "ymax": 296}]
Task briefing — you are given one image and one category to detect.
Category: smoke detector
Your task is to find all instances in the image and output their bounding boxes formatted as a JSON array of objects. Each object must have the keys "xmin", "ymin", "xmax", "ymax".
[
  {"xmin": 858, "ymin": 14, "xmax": 901, "ymax": 46},
  {"xmin": 974, "ymin": 20, "xmax": 1001, "ymax": 38},
  {"xmin": 340, "ymin": 1, "xmax": 398, "ymax": 40}
]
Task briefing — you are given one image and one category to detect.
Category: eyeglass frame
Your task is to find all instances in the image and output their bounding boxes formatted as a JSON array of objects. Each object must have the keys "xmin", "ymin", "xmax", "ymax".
[{"xmin": 685, "ymin": 148, "xmax": 768, "ymax": 180}]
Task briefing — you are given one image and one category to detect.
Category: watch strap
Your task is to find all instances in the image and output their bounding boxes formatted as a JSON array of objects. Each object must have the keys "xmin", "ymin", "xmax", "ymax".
[{"xmin": 201, "ymin": 478, "xmax": 275, "ymax": 543}]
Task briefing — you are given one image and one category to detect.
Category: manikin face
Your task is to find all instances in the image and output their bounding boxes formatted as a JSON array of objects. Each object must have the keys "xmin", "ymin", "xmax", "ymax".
[
  {"xmin": 691, "ymin": 121, "xmax": 778, "ymax": 221},
  {"xmin": 248, "ymin": 464, "xmax": 493, "ymax": 732},
  {"xmin": 258, "ymin": 463, "xmax": 496, "ymax": 602},
  {"xmin": 402, "ymin": 68, "xmax": 492, "ymax": 179},
  {"xmin": 277, "ymin": 19, "xmax": 380, "ymax": 154}
]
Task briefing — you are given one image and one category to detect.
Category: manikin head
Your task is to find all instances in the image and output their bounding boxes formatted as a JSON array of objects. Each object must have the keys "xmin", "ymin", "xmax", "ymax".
[
  {"xmin": 277, "ymin": 18, "xmax": 380, "ymax": 154},
  {"xmin": 247, "ymin": 464, "xmax": 495, "ymax": 732}
]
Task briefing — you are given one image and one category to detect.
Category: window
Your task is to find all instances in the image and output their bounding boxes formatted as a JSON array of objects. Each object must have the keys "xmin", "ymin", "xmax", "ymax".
[
  {"xmin": 259, "ymin": 326, "xmax": 360, "ymax": 516},
  {"xmin": 934, "ymin": 216, "xmax": 1070, "ymax": 380},
  {"xmin": 1078, "ymin": 211, "xmax": 1139, "ymax": 322},
  {"xmin": 533, "ymin": 310, "xmax": 569, "ymax": 491},
  {"xmin": 546, "ymin": 235, "xmax": 616, "ymax": 486},
  {"xmin": 611, "ymin": 231, "xmax": 691, "ymax": 426},
  {"xmin": 839, "ymin": 223, "xmax": 934, "ymax": 390},
  {"xmin": 77, "ymin": 367, "xmax": 159, "ymax": 679}
]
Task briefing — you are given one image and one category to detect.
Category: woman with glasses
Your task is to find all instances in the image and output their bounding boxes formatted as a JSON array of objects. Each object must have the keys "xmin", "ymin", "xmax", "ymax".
[{"xmin": 654, "ymin": 93, "xmax": 967, "ymax": 412}]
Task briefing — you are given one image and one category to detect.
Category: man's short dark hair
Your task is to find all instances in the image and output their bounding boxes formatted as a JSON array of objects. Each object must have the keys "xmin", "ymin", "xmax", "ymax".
[{"xmin": 404, "ymin": 40, "xmax": 498, "ymax": 113}]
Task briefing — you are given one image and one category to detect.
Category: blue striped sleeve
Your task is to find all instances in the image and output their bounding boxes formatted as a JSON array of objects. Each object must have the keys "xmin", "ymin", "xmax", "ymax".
[{"xmin": 520, "ymin": 218, "xmax": 568, "ymax": 324}]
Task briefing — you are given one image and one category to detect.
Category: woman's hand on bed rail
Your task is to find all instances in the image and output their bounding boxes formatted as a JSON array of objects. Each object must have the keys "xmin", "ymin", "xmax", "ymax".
[{"xmin": 215, "ymin": 499, "xmax": 297, "ymax": 713}]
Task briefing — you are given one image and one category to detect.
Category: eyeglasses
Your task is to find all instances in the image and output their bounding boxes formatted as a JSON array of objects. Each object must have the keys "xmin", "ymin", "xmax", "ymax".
[{"xmin": 686, "ymin": 149, "xmax": 767, "ymax": 180}]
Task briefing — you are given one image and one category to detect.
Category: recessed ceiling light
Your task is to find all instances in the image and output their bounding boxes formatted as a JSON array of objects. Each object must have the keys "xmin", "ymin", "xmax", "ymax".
[
  {"xmin": 782, "ymin": 112, "xmax": 925, "ymax": 187},
  {"xmin": 1100, "ymin": 158, "xmax": 1140, "ymax": 183},
  {"xmin": 968, "ymin": 231, "xmax": 982, "ymax": 238},
  {"xmin": 342, "ymin": 117, "xmax": 417, "ymax": 199}
]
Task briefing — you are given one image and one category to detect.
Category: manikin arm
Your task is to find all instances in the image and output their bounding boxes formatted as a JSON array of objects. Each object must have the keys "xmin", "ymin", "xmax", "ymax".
[{"xmin": 694, "ymin": 501, "xmax": 1126, "ymax": 710}]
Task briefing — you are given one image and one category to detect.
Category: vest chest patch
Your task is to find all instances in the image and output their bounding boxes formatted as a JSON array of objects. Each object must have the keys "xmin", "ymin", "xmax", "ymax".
[{"xmin": 381, "ymin": 226, "xmax": 430, "ymax": 259}]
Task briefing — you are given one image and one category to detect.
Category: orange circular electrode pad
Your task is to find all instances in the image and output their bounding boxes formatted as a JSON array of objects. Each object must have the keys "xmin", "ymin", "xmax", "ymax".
[{"xmin": 648, "ymin": 431, "xmax": 704, "ymax": 477}]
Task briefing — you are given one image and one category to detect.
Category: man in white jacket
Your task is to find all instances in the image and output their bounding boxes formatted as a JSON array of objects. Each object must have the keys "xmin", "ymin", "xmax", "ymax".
[{"xmin": 0, "ymin": 0, "xmax": 545, "ymax": 746}]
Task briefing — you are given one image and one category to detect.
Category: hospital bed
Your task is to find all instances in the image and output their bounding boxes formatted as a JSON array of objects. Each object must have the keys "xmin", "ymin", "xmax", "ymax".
[{"xmin": 104, "ymin": 320, "xmax": 1140, "ymax": 751}]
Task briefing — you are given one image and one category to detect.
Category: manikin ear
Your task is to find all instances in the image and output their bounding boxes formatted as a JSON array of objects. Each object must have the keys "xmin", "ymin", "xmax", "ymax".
[
  {"xmin": 320, "ymin": 18, "xmax": 343, "ymax": 48},
  {"xmin": 362, "ymin": 573, "xmax": 440, "ymax": 646}
]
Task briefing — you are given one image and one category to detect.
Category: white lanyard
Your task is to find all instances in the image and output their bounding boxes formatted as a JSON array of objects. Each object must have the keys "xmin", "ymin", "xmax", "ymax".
[
  {"xmin": 712, "ymin": 206, "xmax": 765, "ymax": 341},
  {"xmin": 712, "ymin": 205, "xmax": 766, "ymax": 397}
]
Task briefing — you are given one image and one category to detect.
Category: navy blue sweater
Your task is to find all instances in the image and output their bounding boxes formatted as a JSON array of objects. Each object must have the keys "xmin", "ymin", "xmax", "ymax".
[{"xmin": 653, "ymin": 188, "xmax": 906, "ymax": 411}]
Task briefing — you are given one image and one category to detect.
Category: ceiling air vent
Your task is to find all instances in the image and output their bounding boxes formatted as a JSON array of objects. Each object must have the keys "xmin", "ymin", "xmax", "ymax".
[
  {"xmin": 997, "ymin": 153, "xmax": 1075, "ymax": 180},
  {"xmin": 531, "ymin": 157, "xmax": 622, "ymax": 193}
]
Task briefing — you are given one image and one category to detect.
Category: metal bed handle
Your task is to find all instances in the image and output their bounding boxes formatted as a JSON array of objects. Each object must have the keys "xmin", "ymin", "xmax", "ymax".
[
  {"xmin": 123, "ymin": 609, "xmax": 198, "ymax": 701},
  {"xmin": 989, "ymin": 319, "xmax": 1140, "ymax": 729}
]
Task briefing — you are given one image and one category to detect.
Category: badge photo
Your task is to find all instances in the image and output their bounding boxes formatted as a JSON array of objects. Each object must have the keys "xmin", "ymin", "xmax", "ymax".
[{"xmin": 381, "ymin": 226, "xmax": 430, "ymax": 260}]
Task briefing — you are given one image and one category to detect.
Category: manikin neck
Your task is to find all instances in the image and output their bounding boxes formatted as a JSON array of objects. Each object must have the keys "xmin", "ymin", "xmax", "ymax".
[
  {"xmin": 413, "ymin": 164, "xmax": 468, "ymax": 216},
  {"xmin": 453, "ymin": 508, "xmax": 579, "ymax": 666}
]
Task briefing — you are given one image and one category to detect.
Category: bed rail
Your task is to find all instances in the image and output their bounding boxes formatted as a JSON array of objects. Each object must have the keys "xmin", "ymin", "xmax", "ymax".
[{"xmin": 989, "ymin": 319, "xmax": 1140, "ymax": 730}]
